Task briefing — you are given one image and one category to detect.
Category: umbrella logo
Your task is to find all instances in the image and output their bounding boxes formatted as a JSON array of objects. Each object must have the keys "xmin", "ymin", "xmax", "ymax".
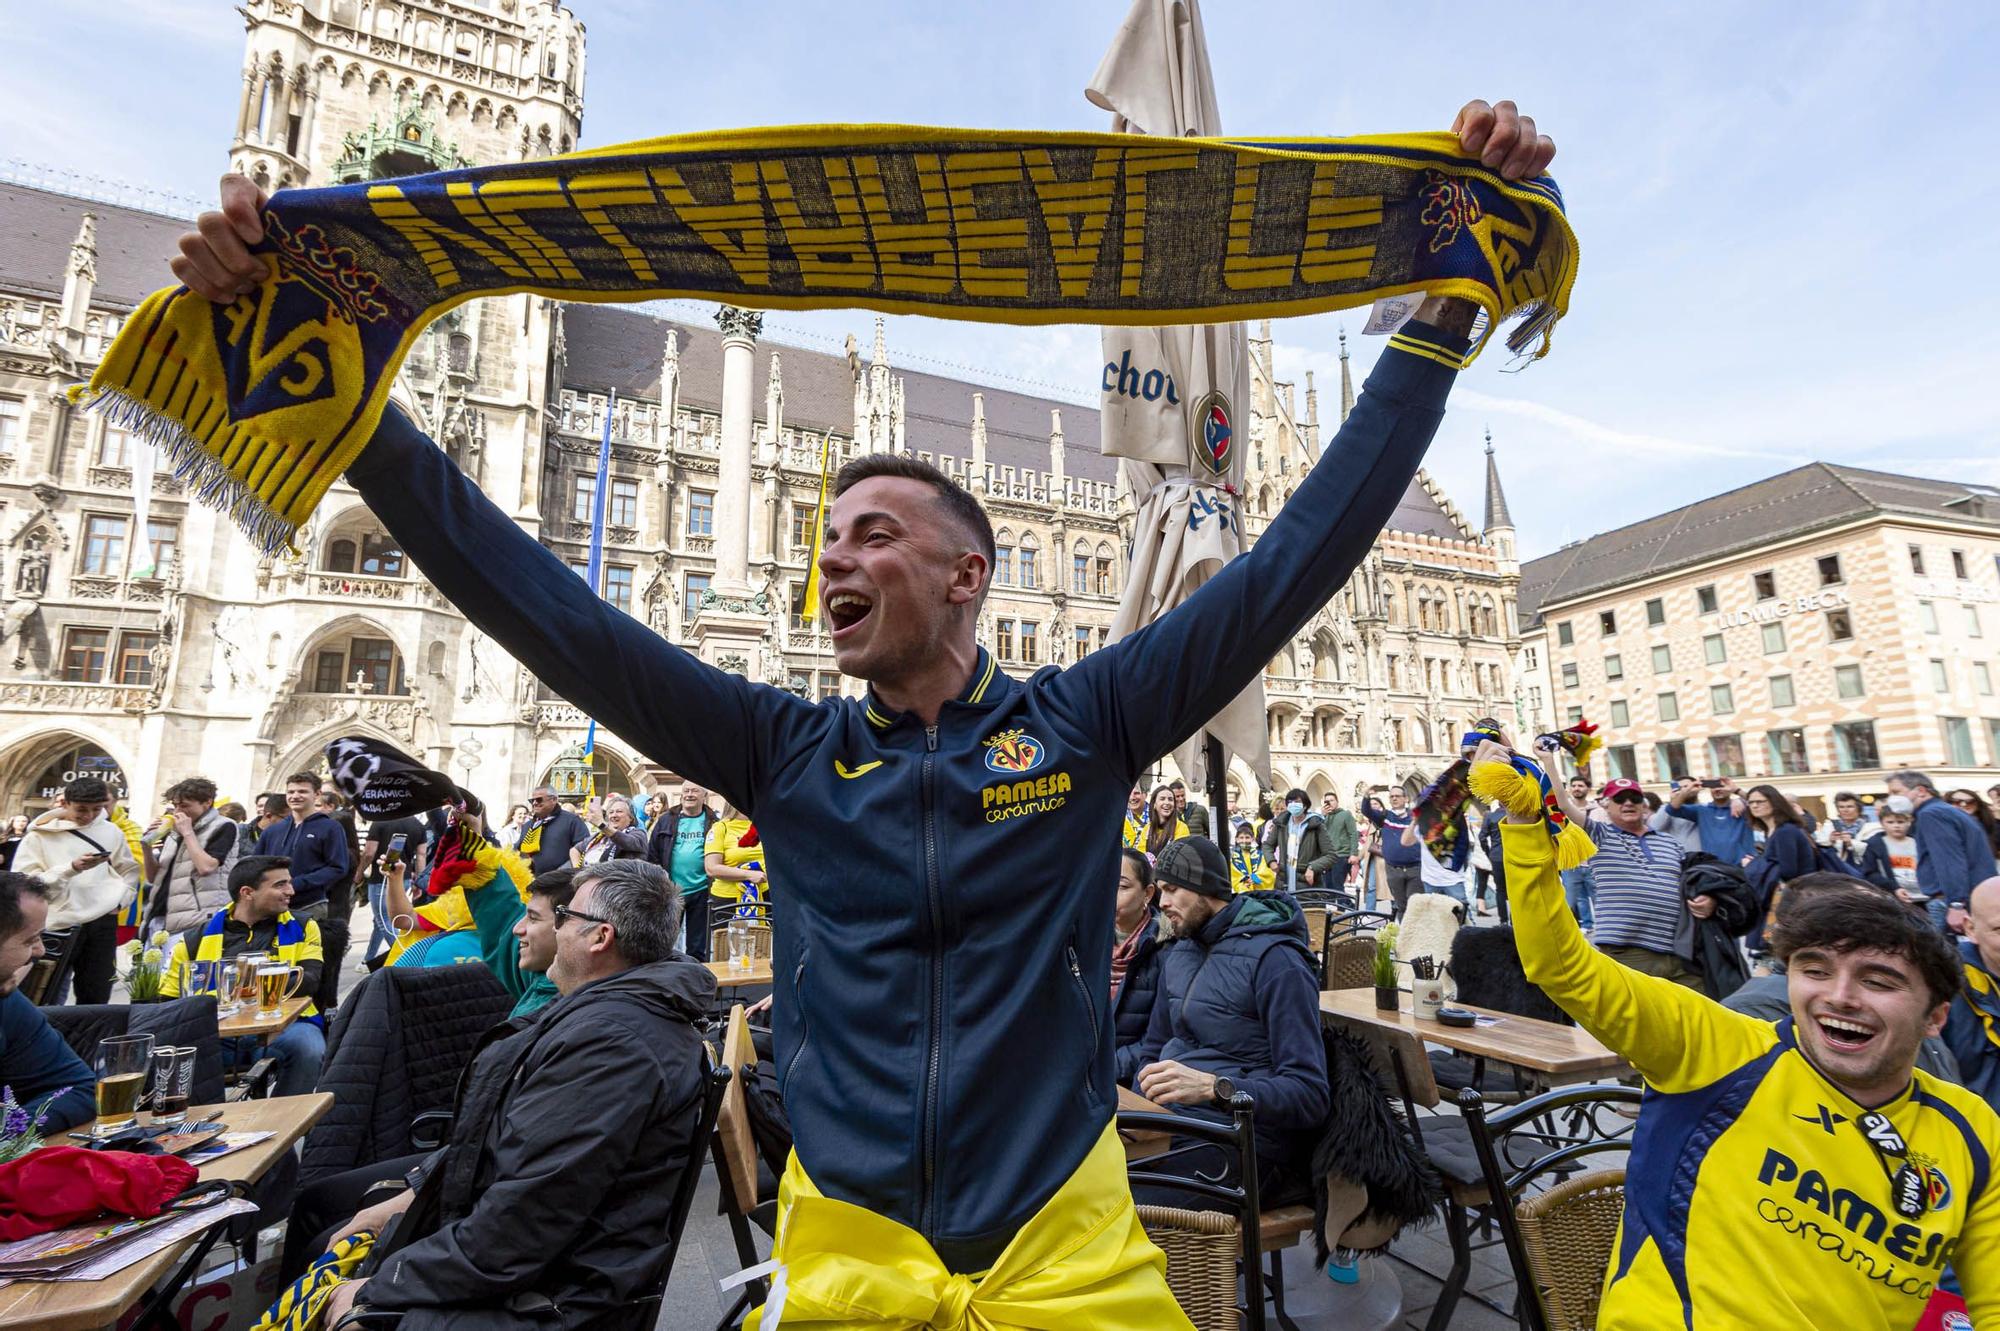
[
  {"xmin": 983, "ymin": 728, "xmax": 1046, "ymax": 774},
  {"xmin": 1193, "ymin": 391, "xmax": 1233, "ymax": 476}
]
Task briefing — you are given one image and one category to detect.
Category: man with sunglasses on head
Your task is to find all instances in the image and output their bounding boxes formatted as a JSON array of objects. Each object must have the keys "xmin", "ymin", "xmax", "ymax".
[{"xmin": 290, "ymin": 859, "xmax": 716, "ymax": 1329}]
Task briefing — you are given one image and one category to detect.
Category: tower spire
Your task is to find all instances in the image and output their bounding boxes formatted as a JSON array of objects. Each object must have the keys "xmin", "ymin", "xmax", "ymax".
[
  {"xmin": 1482, "ymin": 427, "xmax": 1515, "ymax": 533},
  {"xmin": 1337, "ymin": 328, "xmax": 1355, "ymax": 423}
]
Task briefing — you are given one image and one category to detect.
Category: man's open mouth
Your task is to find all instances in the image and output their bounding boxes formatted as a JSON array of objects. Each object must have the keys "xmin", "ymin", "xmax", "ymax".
[
  {"xmin": 1816, "ymin": 1015, "xmax": 1878, "ymax": 1052},
  {"xmin": 827, "ymin": 591, "xmax": 874, "ymax": 635}
]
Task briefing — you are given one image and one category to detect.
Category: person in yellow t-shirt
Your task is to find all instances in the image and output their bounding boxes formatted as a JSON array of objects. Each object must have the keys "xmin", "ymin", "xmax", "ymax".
[
  {"xmin": 1228, "ymin": 821, "xmax": 1273, "ymax": 892},
  {"xmin": 1475, "ymin": 737, "xmax": 1999, "ymax": 1330},
  {"xmin": 1121, "ymin": 785, "xmax": 1148, "ymax": 852},
  {"xmin": 704, "ymin": 802, "xmax": 766, "ymax": 924}
]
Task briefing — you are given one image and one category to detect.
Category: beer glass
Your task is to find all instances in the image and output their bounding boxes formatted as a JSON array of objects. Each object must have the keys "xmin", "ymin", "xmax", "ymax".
[
  {"xmin": 230, "ymin": 955, "xmax": 261, "ymax": 1014},
  {"xmin": 727, "ymin": 920, "xmax": 750, "ymax": 970},
  {"xmin": 151, "ymin": 1045, "xmax": 197, "ymax": 1126},
  {"xmin": 256, "ymin": 962, "xmax": 305, "ymax": 1018},
  {"xmin": 93, "ymin": 1033, "xmax": 155, "ymax": 1135},
  {"xmin": 188, "ymin": 959, "xmax": 223, "ymax": 1004}
]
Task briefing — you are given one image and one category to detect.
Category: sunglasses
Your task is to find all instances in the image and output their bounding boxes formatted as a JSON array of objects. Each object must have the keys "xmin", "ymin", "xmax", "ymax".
[
  {"xmin": 1609, "ymin": 792, "xmax": 1646, "ymax": 806},
  {"xmin": 552, "ymin": 904, "xmax": 612, "ymax": 931},
  {"xmin": 1951, "ymin": 796, "xmax": 1979, "ymax": 806}
]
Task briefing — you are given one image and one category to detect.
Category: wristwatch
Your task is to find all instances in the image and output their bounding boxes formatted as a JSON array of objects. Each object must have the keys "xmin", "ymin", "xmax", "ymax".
[{"xmin": 1210, "ymin": 1075, "xmax": 1235, "ymax": 1106}]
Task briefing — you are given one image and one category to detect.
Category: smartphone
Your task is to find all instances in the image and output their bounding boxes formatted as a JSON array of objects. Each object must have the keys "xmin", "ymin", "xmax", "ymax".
[
  {"xmin": 1698, "ymin": 778, "xmax": 1725, "ymax": 789},
  {"xmin": 382, "ymin": 832, "xmax": 408, "ymax": 868}
]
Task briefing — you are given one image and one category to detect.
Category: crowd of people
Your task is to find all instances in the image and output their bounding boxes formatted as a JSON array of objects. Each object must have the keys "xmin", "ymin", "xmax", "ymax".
[{"xmin": 3, "ymin": 93, "xmax": 1998, "ymax": 1327}]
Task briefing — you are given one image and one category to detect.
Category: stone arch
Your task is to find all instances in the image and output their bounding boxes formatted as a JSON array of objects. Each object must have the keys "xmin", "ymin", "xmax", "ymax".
[
  {"xmin": 1310, "ymin": 627, "xmax": 1340, "ymax": 682},
  {"xmin": 471, "ymin": 97, "xmax": 494, "ymax": 126},
  {"xmin": 446, "ymin": 90, "xmax": 469, "ymax": 120},
  {"xmin": 317, "ymin": 503, "xmax": 405, "ymax": 578},
  {"xmin": 496, "ymin": 105, "xmax": 517, "ymax": 132},
  {"xmin": 293, "ymin": 613, "xmax": 413, "ymax": 696},
  {"xmin": 0, "ymin": 725, "xmax": 137, "ymax": 816}
]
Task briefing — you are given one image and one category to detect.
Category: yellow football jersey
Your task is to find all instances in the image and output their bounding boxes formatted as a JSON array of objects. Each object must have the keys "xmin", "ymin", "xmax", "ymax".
[{"xmin": 1502, "ymin": 821, "xmax": 2000, "ymax": 1329}]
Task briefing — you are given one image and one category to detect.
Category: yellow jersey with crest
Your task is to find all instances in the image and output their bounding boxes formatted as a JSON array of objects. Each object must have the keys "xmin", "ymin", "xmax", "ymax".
[{"xmin": 1502, "ymin": 821, "xmax": 2000, "ymax": 1330}]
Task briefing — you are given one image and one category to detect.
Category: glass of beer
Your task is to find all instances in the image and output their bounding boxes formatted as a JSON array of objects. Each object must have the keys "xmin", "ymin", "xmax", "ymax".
[
  {"xmin": 151, "ymin": 1045, "xmax": 196, "ymax": 1126},
  {"xmin": 256, "ymin": 962, "xmax": 304, "ymax": 1018},
  {"xmin": 93, "ymin": 1033, "xmax": 155, "ymax": 1136},
  {"xmin": 230, "ymin": 955, "xmax": 261, "ymax": 1014},
  {"xmin": 188, "ymin": 959, "xmax": 223, "ymax": 1003}
]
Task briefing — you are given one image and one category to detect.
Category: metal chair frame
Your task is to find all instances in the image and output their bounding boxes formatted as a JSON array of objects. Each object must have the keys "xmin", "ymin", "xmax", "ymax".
[{"xmin": 1458, "ymin": 1083, "xmax": 1643, "ymax": 1331}]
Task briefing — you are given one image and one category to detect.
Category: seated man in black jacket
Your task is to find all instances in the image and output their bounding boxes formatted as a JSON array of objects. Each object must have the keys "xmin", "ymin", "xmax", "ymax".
[
  {"xmin": 300, "ymin": 859, "xmax": 716, "ymax": 1329},
  {"xmin": 1127, "ymin": 838, "xmax": 1329, "ymax": 1205}
]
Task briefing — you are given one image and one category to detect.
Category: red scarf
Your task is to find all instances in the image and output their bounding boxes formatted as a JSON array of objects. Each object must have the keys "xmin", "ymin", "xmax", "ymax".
[{"xmin": 1109, "ymin": 917, "xmax": 1149, "ymax": 1001}]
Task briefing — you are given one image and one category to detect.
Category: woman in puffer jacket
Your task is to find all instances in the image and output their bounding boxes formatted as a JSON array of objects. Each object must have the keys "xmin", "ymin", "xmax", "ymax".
[
  {"xmin": 1111, "ymin": 847, "xmax": 1169, "ymax": 1084},
  {"xmin": 142, "ymin": 777, "xmax": 241, "ymax": 935}
]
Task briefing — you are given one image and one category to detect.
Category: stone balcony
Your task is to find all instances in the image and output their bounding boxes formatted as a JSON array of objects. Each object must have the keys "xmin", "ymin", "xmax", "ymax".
[{"xmin": 0, "ymin": 680, "xmax": 153, "ymax": 714}]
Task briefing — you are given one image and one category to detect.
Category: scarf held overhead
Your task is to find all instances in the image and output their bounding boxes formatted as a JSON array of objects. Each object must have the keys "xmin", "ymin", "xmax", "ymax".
[{"xmin": 74, "ymin": 124, "xmax": 1576, "ymax": 553}]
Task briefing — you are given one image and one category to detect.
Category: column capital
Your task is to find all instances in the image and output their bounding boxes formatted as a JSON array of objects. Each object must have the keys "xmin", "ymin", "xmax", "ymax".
[{"xmin": 715, "ymin": 305, "xmax": 763, "ymax": 343}]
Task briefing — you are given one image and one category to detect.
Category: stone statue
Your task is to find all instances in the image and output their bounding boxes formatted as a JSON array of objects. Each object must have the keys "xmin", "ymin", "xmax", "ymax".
[{"xmin": 14, "ymin": 543, "xmax": 48, "ymax": 598}]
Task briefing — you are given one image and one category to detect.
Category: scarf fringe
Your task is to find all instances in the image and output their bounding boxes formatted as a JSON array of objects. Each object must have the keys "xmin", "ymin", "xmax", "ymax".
[{"xmin": 77, "ymin": 387, "xmax": 300, "ymax": 556}]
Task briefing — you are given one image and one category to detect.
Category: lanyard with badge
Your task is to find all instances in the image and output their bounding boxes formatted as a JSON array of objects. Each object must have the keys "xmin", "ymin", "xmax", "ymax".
[{"xmin": 1856, "ymin": 1109, "xmax": 1929, "ymax": 1219}]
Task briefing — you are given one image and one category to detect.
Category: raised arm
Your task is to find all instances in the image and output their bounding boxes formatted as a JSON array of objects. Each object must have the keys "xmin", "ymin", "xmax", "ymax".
[{"xmin": 345, "ymin": 405, "xmax": 810, "ymax": 809}]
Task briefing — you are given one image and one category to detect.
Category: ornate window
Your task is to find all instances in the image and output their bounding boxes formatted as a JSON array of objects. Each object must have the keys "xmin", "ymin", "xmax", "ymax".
[{"xmin": 310, "ymin": 635, "xmax": 406, "ymax": 695}]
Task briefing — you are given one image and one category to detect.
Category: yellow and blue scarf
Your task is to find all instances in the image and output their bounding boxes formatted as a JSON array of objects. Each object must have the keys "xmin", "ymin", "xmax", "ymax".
[{"xmin": 73, "ymin": 125, "xmax": 1575, "ymax": 552}]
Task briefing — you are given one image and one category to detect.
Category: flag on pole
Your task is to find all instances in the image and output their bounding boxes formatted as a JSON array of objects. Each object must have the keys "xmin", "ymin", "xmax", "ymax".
[
  {"xmin": 582, "ymin": 390, "xmax": 616, "ymax": 802},
  {"xmin": 799, "ymin": 430, "xmax": 836, "ymax": 625},
  {"xmin": 1092, "ymin": 0, "xmax": 1272, "ymax": 799},
  {"xmin": 128, "ymin": 429, "xmax": 156, "ymax": 579}
]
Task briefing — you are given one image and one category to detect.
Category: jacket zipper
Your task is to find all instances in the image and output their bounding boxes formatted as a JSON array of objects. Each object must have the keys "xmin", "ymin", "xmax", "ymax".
[
  {"xmin": 780, "ymin": 955, "xmax": 812, "ymax": 1094},
  {"xmin": 1066, "ymin": 945, "xmax": 1102, "ymax": 1108},
  {"xmin": 918, "ymin": 722, "xmax": 944, "ymax": 1242}
]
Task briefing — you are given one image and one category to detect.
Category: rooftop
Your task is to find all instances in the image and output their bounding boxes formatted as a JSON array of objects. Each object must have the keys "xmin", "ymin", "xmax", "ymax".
[{"xmin": 1518, "ymin": 462, "xmax": 2000, "ymax": 625}]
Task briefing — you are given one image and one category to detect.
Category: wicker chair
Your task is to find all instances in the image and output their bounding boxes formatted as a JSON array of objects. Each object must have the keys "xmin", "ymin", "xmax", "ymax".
[
  {"xmin": 1138, "ymin": 1205, "xmax": 1244, "ymax": 1331},
  {"xmin": 1515, "ymin": 1169, "xmax": 1624, "ymax": 1331},
  {"xmin": 708, "ymin": 920, "xmax": 774, "ymax": 963}
]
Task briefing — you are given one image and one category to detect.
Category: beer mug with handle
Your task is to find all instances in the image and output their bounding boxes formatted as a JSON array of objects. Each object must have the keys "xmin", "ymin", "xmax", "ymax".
[{"xmin": 256, "ymin": 962, "xmax": 305, "ymax": 1019}]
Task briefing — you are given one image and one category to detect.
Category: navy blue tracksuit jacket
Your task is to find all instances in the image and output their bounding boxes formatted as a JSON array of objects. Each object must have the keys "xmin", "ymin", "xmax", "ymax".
[{"xmin": 347, "ymin": 318, "xmax": 1469, "ymax": 1271}]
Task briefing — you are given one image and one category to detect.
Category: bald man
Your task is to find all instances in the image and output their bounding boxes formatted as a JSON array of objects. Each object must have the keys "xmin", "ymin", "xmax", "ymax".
[{"xmin": 1943, "ymin": 876, "xmax": 2000, "ymax": 1107}]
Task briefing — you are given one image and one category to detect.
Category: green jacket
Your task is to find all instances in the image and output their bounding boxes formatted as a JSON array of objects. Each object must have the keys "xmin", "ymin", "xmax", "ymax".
[
  {"xmin": 463, "ymin": 863, "xmax": 558, "ymax": 1017},
  {"xmin": 1322, "ymin": 807, "xmax": 1358, "ymax": 859}
]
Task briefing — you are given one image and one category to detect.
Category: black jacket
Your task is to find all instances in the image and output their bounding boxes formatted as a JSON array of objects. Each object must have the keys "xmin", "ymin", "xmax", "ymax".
[
  {"xmin": 350, "ymin": 319, "xmax": 1465, "ymax": 1272},
  {"xmin": 366, "ymin": 958, "xmax": 717, "ymax": 1329},
  {"xmin": 1110, "ymin": 910, "xmax": 1168, "ymax": 1084},
  {"xmin": 1859, "ymin": 835, "xmax": 1909, "ymax": 894},
  {"xmin": 521, "ymin": 809, "xmax": 590, "ymax": 876},
  {"xmin": 1673, "ymin": 856, "xmax": 1760, "ymax": 1001}
]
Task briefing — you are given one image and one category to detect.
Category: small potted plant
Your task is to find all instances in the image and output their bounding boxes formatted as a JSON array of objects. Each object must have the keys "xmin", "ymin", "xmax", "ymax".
[
  {"xmin": 122, "ymin": 932, "xmax": 171, "ymax": 1003},
  {"xmin": 1372, "ymin": 924, "xmax": 1400, "ymax": 1011},
  {"xmin": 0, "ymin": 1084, "xmax": 68, "ymax": 1163}
]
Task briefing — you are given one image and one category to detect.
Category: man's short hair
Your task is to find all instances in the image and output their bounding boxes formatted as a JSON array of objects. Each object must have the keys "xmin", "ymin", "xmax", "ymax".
[
  {"xmin": 163, "ymin": 777, "xmax": 218, "ymax": 805},
  {"xmin": 833, "ymin": 453, "xmax": 997, "ymax": 587},
  {"xmin": 258, "ymin": 792, "xmax": 287, "ymax": 818},
  {"xmin": 64, "ymin": 776, "xmax": 110, "ymax": 805},
  {"xmin": 1285, "ymin": 787, "xmax": 1309, "ymax": 805},
  {"xmin": 574, "ymin": 860, "xmax": 679, "ymax": 964},
  {"xmin": 285, "ymin": 771, "xmax": 320, "ymax": 790},
  {"xmin": 0, "ymin": 872, "xmax": 49, "ymax": 938},
  {"xmin": 1889, "ymin": 769, "xmax": 1938, "ymax": 797},
  {"xmin": 217, "ymin": 801, "xmax": 247, "ymax": 822},
  {"xmin": 1834, "ymin": 791, "xmax": 1860, "ymax": 807},
  {"xmin": 527, "ymin": 866, "xmax": 580, "ymax": 911},
  {"xmin": 1169, "ymin": 779, "xmax": 1186, "ymax": 791},
  {"xmin": 229, "ymin": 855, "xmax": 290, "ymax": 899},
  {"xmin": 1768, "ymin": 876, "xmax": 1961, "ymax": 1009}
]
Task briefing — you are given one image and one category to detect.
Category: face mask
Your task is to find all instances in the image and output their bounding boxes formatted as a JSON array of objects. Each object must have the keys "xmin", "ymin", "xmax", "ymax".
[{"xmin": 1286, "ymin": 802, "xmax": 1305, "ymax": 818}]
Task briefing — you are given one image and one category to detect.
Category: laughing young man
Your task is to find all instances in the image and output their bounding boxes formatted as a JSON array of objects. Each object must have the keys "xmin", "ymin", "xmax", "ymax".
[
  {"xmin": 1474, "ymin": 739, "xmax": 1999, "ymax": 1328},
  {"xmin": 178, "ymin": 100, "xmax": 1555, "ymax": 1325}
]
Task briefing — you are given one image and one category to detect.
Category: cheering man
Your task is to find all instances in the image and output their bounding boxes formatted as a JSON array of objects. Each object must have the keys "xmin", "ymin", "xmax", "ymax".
[
  {"xmin": 1477, "ymin": 738, "xmax": 1998, "ymax": 1327},
  {"xmin": 177, "ymin": 98, "xmax": 1555, "ymax": 1325}
]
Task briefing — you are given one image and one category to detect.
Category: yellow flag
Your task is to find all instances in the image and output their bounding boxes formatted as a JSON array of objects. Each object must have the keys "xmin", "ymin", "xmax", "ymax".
[{"xmin": 800, "ymin": 431, "xmax": 836, "ymax": 624}]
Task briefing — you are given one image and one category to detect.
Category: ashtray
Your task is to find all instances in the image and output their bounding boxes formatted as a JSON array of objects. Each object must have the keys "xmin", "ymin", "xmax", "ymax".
[{"xmin": 1435, "ymin": 1007, "xmax": 1477, "ymax": 1028}]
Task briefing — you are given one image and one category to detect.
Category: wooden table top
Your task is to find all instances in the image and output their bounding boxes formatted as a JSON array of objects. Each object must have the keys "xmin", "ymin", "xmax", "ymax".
[
  {"xmin": 1319, "ymin": 988, "xmax": 1629, "ymax": 1079},
  {"xmin": 0, "ymin": 1093, "xmax": 334, "ymax": 1331},
  {"xmin": 216, "ymin": 995, "xmax": 311, "ymax": 1040},
  {"xmin": 703, "ymin": 958, "xmax": 774, "ymax": 988},
  {"xmin": 1117, "ymin": 1084, "xmax": 1173, "ymax": 1161}
]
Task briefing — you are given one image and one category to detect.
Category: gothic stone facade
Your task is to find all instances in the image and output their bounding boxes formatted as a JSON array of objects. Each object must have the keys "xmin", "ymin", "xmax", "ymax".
[{"xmin": 0, "ymin": 0, "xmax": 1522, "ymax": 815}]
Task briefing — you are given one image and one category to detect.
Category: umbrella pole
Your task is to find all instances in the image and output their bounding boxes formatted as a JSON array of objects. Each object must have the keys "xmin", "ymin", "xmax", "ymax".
[{"xmin": 1204, "ymin": 734, "xmax": 1228, "ymax": 843}]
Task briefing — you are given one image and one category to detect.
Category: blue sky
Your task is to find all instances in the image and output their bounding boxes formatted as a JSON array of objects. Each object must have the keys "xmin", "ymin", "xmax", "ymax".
[{"xmin": 8, "ymin": 0, "xmax": 1997, "ymax": 561}]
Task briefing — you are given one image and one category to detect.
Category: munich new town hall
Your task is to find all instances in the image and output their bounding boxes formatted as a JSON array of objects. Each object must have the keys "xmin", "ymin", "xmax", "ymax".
[{"xmin": 0, "ymin": 0, "xmax": 1526, "ymax": 815}]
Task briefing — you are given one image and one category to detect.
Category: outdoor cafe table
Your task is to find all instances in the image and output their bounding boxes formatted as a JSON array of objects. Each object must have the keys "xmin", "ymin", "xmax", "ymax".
[
  {"xmin": 1319, "ymin": 988, "xmax": 1631, "ymax": 1082},
  {"xmin": 0, "ymin": 1092, "xmax": 334, "ymax": 1331},
  {"xmin": 703, "ymin": 958, "xmax": 774, "ymax": 989},
  {"xmin": 1117, "ymin": 1085, "xmax": 1173, "ymax": 1162},
  {"xmin": 216, "ymin": 995, "xmax": 311, "ymax": 1040}
]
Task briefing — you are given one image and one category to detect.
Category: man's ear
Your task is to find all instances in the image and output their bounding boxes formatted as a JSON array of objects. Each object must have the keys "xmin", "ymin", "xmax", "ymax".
[
  {"xmin": 946, "ymin": 551, "xmax": 988, "ymax": 607},
  {"xmin": 1924, "ymin": 1000, "xmax": 1952, "ymax": 1041}
]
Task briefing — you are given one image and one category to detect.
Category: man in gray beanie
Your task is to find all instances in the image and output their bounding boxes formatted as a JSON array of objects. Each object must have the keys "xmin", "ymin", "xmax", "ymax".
[{"xmin": 1127, "ymin": 838, "xmax": 1329, "ymax": 1204}]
